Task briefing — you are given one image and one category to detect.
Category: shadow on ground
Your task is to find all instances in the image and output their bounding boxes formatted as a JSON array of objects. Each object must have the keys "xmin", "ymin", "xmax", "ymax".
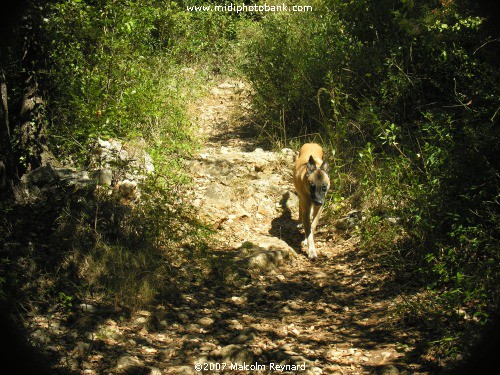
[{"xmin": 206, "ymin": 116, "xmax": 272, "ymax": 152}]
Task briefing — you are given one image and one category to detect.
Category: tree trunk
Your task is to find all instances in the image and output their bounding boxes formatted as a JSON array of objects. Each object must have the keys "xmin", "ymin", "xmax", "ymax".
[
  {"xmin": 1, "ymin": 0, "xmax": 47, "ymax": 195},
  {"xmin": 19, "ymin": 75, "xmax": 47, "ymax": 173},
  {"xmin": 0, "ymin": 66, "xmax": 17, "ymax": 195}
]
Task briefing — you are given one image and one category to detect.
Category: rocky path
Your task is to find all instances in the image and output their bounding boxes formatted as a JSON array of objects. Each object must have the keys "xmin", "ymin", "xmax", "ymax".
[
  {"xmin": 27, "ymin": 79, "xmax": 425, "ymax": 375},
  {"xmin": 169, "ymin": 79, "xmax": 423, "ymax": 374}
]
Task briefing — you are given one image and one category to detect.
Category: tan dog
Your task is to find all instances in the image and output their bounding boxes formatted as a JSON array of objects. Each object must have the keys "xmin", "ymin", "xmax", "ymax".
[{"xmin": 293, "ymin": 143, "xmax": 330, "ymax": 259}]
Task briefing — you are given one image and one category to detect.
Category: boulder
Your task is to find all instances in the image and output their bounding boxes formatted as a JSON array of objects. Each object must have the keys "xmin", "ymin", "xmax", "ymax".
[
  {"xmin": 92, "ymin": 137, "xmax": 154, "ymax": 184},
  {"xmin": 237, "ymin": 238, "xmax": 297, "ymax": 274}
]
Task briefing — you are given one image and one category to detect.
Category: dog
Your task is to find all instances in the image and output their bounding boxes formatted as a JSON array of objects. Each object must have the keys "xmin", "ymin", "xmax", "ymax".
[{"xmin": 293, "ymin": 143, "xmax": 330, "ymax": 259}]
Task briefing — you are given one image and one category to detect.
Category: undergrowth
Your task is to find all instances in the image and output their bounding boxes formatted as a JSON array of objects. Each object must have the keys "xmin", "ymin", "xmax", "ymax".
[
  {"xmin": 1, "ymin": 0, "xmax": 498, "ymax": 370},
  {"xmin": 1, "ymin": 1, "xmax": 248, "ymax": 315},
  {"xmin": 242, "ymin": 0, "xmax": 500, "ymax": 365}
]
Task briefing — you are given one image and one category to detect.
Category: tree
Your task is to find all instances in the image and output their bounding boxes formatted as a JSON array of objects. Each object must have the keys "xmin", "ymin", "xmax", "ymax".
[
  {"xmin": 0, "ymin": 0, "xmax": 49, "ymax": 197},
  {"xmin": 0, "ymin": 3, "xmax": 24, "ymax": 196}
]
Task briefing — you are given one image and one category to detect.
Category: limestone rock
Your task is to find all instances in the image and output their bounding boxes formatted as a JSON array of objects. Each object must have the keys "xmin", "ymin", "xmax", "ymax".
[
  {"xmin": 115, "ymin": 355, "xmax": 142, "ymax": 374},
  {"xmin": 92, "ymin": 137, "xmax": 154, "ymax": 185},
  {"xmin": 378, "ymin": 365, "xmax": 399, "ymax": 375},
  {"xmin": 22, "ymin": 164, "xmax": 59, "ymax": 187},
  {"xmin": 237, "ymin": 238, "xmax": 296, "ymax": 274}
]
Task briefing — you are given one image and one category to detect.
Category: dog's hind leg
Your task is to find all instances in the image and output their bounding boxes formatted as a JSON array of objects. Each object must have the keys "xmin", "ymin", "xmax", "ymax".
[{"xmin": 311, "ymin": 205, "xmax": 323, "ymax": 233}]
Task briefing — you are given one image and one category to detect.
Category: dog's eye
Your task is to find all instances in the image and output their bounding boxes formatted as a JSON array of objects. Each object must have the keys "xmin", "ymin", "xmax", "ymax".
[
  {"xmin": 322, "ymin": 185, "xmax": 328, "ymax": 192},
  {"xmin": 310, "ymin": 183, "xmax": 316, "ymax": 191}
]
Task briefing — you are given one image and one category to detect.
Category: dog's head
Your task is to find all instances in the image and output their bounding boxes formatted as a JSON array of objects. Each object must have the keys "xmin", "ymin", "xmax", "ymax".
[{"xmin": 306, "ymin": 155, "xmax": 330, "ymax": 206}]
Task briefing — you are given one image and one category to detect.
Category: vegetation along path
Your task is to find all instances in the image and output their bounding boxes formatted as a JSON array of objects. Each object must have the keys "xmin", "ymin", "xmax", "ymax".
[
  {"xmin": 4, "ymin": 2, "xmax": 498, "ymax": 374},
  {"xmin": 25, "ymin": 79, "xmax": 428, "ymax": 375}
]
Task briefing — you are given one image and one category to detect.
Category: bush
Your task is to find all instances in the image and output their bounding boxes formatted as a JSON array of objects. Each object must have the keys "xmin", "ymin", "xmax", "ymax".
[
  {"xmin": 39, "ymin": 0, "xmax": 246, "ymax": 164},
  {"xmin": 1, "ymin": 0, "xmax": 246, "ymax": 312},
  {"xmin": 243, "ymin": 1, "xmax": 354, "ymax": 143},
  {"xmin": 40, "ymin": 1, "xmax": 190, "ymax": 163},
  {"xmin": 243, "ymin": 0, "xmax": 500, "ymax": 358}
]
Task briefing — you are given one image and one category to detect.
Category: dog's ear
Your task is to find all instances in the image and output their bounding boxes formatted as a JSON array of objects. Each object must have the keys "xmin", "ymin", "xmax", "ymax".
[
  {"xmin": 320, "ymin": 159, "xmax": 329, "ymax": 173},
  {"xmin": 306, "ymin": 155, "xmax": 317, "ymax": 176}
]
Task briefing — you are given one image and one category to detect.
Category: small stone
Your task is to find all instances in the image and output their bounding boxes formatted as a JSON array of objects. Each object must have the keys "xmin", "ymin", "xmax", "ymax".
[
  {"xmin": 231, "ymin": 295, "xmax": 248, "ymax": 306},
  {"xmin": 218, "ymin": 82, "xmax": 236, "ymax": 89},
  {"xmin": 98, "ymin": 325, "xmax": 124, "ymax": 341},
  {"xmin": 232, "ymin": 347, "xmax": 255, "ymax": 364},
  {"xmin": 94, "ymin": 168, "xmax": 113, "ymax": 186},
  {"xmin": 200, "ymin": 342, "xmax": 217, "ymax": 351},
  {"xmin": 231, "ymin": 330, "xmax": 257, "ymax": 344},
  {"xmin": 65, "ymin": 357, "xmax": 79, "ymax": 370},
  {"xmin": 115, "ymin": 355, "xmax": 142, "ymax": 373},
  {"xmin": 149, "ymin": 367, "xmax": 162, "ymax": 375},
  {"xmin": 314, "ymin": 271, "xmax": 328, "ymax": 279},
  {"xmin": 32, "ymin": 330, "xmax": 50, "ymax": 344},
  {"xmin": 79, "ymin": 303, "xmax": 96, "ymax": 313},
  {"xmin": 177, "ymin": 312, "xmax": 190, "ymax": 322},
  {"xmin": 228, "ymin": 319, "xmax": 244, "ymax": 330},
  {"xmin": 75, "ymin": 341, "xmax": 91, "ymax": 355},
  {"xmin": 175, "ymin": 365, "xmax": 197, "ymax": 375},
  {"xmin": 378, "ymin": 364, "xmax": 399, "ymax": 375},
  {"xmin": 198, "ymin": 317, "xmax": 215, "ymax": 326},
  {"xmin": 257, "ymin": 202, "xmax": 273, "ymax": 215},
  {"xmin": 386, "ymin": 217, "xmax": 401, "ymax": 225},
  {"xmin": 220, "ymin": 344, "xmax": 240, "ymax": 360},
  {"xmin": 186, "ymin": 323, "xmax": 201, "ymax": 332}
]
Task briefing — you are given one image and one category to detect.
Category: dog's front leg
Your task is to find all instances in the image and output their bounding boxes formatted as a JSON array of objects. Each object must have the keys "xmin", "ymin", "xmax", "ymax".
[
  {"xmin": 301, "ymin": 201, "xmax": 312, "ymax": 246},
  {"xmin": 303, "ymin": 205, "xmax": 318, "ymax": 259},
  {"xmin": 306, "ymin": 205, "xmax": 322, "ymax": 259},
  {"xmin": 311, "ymin": 205, "xmax": 323, "ymax": 233}
]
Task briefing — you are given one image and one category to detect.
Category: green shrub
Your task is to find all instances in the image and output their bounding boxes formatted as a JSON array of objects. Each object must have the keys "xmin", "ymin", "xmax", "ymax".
[
  {"xmin": 39, "ymin": 0, "xmax": 247, "ymax": 164},
  {"xmin": 1, "ymin": 0, "xmax": 247, "ymax": 311},
  {"xmin": 243, "ymin": 1, "xmax": 354, "ymax": 143},
  {"xmin": 40, "ymin": 1, "xmax": 187, "ymax": 163},
  {"xmin": 243, "ymin": 0, "xmax": 500, "ymax": 358}
]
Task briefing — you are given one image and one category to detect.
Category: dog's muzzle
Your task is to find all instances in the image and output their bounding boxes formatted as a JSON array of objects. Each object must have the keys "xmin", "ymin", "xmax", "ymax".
[{"xmin": 313, "ymin": 199, "xmax": 324, "ymax": 206}]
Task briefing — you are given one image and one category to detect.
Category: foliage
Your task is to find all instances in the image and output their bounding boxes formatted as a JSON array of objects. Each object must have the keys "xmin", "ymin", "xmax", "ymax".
[
  {"xmin": 243, "ymin": 0, "xmax": 500, "ymax": 361},
  {"xmin": 40, "ymin": 0, "xmax": 186, "ymax": 163},
  {"xmin": 1, "ymin": 0, "xmax": 244, "ymax": 312},
  {"xmin": 0, "ymin": 175, "xmax": 214, "ymax": 313},
  {"xmin": 2, "ymin": 0, "xmax": 499, "ymax": 368},
  {"xmin": 243, "ymin": 1, "xmax": 353, "ymax": 143},
  {"xmin": 36, "ymin": 0, "xmax": 247, "ymax": 164}
]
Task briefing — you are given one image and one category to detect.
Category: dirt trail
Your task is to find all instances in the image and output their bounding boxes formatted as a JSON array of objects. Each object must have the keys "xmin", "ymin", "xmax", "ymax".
[
  {"xmin": 175, "ymin": 79, "xmax": 425, "ymax": 374},
  {"xmin": 26, "ymin": 79, "xmax": 425, "ymax": 375}
]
